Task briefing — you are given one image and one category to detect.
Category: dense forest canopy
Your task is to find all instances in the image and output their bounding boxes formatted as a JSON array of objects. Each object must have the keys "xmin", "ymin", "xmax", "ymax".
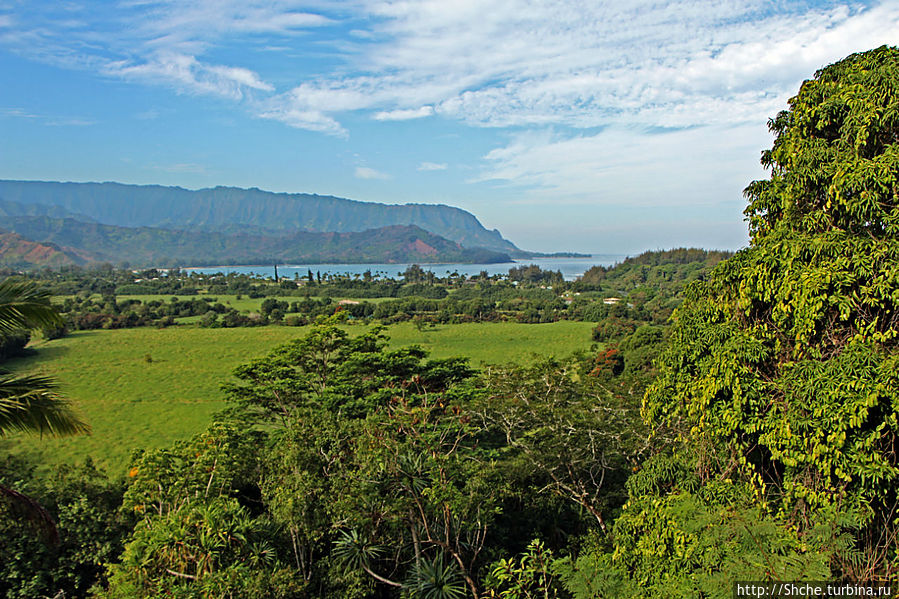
[{"xmin": 626, "ymin": 45, "xmax": 899, "ymax": 590}]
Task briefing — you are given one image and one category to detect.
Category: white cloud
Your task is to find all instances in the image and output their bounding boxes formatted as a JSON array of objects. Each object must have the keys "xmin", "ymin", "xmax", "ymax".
[
  {"xmin": 350, "ymin": 1, "xmax": 898, "ymax": 130},
  {"xmin": 355, "ymin": 166, "xmax": 391, "ymax": 180},
  {"xmin": 265, "ymin": 1, "xmax": 895, "ymax": 135},
  {"xmin": 105, "ymin": 53, "xmax": 273, "ymax": 99},
  {"xmin": 258, "ymin": 107, "xmax": 346, "ymax": 136},
  {"xmin": 1, "ymin": 1, "xmax": 323, "ymax": 102},
  {"xmin": 476, "ymin": 124, "xmax": 771, "ymax": 208},
  {"xmin": 1, "ymin": 108, "xmax": 39, "ymax": 119},
  {"xmin": 7, "ymin": 1, "xmax": 898, "ymax": 136},
  {"xmin": 373, "ymin": 106, "xmax": 434, "ymax": 121},
  {"xmin": 138, "ymin": 1, "xmax": 332, "ymax": 39},
  {"xmin": 1, "ymin": 107, "xmax": 94, "ymax": 126},
  {"xmin": 417, "ymin": 162, "xmax": 447, "ymax": 171}
]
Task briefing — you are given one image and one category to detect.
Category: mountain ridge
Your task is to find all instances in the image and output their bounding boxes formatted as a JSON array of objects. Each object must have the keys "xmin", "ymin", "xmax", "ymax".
[
  {"xmin": 0, "ymin": 179, "xmax": 521, "ymax": 254},
  {"xmin": 1, "ymin": 216, "xmax": 512, "ymax": 268}
]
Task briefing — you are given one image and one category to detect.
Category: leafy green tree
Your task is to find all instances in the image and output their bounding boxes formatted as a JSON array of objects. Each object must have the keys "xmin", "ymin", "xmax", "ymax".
[
  {"xmin": 224, "ymin": 315, "xmax": 473, "ymax": 422},
  {"xmin": 484, "ymin": 539, "xmax": 564, "ymax": 599},
  {"xmin": 575, "ymin": 46, "xmax": 899, "ymax": 593},
  {"xmin": 252, "ymin": 320, "xmax": 496, "ymax": 597},
  {"xmin": 101, "ymin": 422, "xmax": 303, "ymax": 599},
  {"xmin": 0, "ymin": 277, "xmax": 64, "ymax": 336}
]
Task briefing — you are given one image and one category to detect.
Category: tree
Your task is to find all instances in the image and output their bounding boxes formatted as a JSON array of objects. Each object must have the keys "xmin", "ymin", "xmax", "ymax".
[
  {"xmin": 588, "ymin": 46, "xmax": 899, "ymax": 593},
  {"xmin": 477, "ymin": 358, "xmax": 644, "ymax": 535},
  {"xmin": 101, "ymin": 423, "xmax": 303, "ymax": 599},
  {"xmin": 230, "ymin": 319, "xmax": 494, "ymax": 596},
  {"xmin": 1, "ymin": 277, "xmax": 89, "ymax": 545},
  {"xmin": 0, "ymin": 277, "xmax": 64, "ymax": 335},
  {"xmin": 0, "ymin": 277, "xmax": 88, "ymax": 437}
]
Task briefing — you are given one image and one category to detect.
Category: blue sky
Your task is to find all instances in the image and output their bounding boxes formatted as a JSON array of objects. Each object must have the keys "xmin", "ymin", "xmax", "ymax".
[{"xmin": 1, "ymin": 0, "xmax": 898, "ymax": 254}]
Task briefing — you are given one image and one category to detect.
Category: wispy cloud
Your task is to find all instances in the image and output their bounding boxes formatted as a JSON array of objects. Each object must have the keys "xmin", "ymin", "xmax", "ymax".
[
  {"xmin": 354, "ymin": 166, "xmax": 391, "ymax": 180},
  {"xmin": 475, "ymin": 125, "xmax": 770, "ymax": 207},
  {"xmin": 257, "ymin": 105, "xmax": 347, "ymax": 137},
  {"xmin": 1, "ymin": 1, "xmax": 328, "ymax": 103},
  {"xmin": 105, "ymin": 52, "xmax": 273, "ymax": 99},
  {"xmin": 2, "ymin": 107, "xmax": 95, "ymax": 126},
  {"xmin": 374, "ymin": 106, "xmax": 434, "ymax": 121},
  {"xmin": 234, "ymin": 1, "xmax": 899, "ymax": 137},
  {"xmin": 1, "ymin": 108, "xmax": 39, "ymax": 119},
  {"xmin": 4, "ymin": 1, "xmax": 898, "ymax": 137},
  {"xmin": 45, "ymin": 117, "xmax": 96, "ymax": 126},
  {"xmin": 417, "ymin": 161, "xmax": 447, "ymax": 171}
]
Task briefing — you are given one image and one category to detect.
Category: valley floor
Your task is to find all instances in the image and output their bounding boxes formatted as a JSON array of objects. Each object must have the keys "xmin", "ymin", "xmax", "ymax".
[{"xmin": 1, "ymin": 321, "xmax": 596, "ymax": 473}]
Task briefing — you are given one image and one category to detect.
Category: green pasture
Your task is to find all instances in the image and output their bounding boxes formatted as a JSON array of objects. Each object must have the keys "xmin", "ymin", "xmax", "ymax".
[{"xmin": 2, "ymin": 321, "xmax": 595, "ymax": 473}]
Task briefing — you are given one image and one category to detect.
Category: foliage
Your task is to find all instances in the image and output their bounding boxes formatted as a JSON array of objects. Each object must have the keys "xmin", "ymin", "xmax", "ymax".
[
  {"xmin": 476, "ymin": 358, "xmax": 645, "ymax": 535},
  {"xmin": 484, "ymin": 539, "xmax": 565, "ymax": 599},
  {"xmin": 102, "ymin": 498, "xmax": 298, "ymax": 599},
  {"xmin": 0, "ymin": 277, "xmax": 64, "ymax": 335},
  {"xmin": 0, "ymin": 457, "xmax": 130, "ymax": 599},
  {"xmin": 599, "ymin": 45, "xmax": 899, "ymax": 591},
  {"xmin": 243, "ymin": 319, "xmax": 499, "ymax": 596},
  {"xmin": 101, "ymin": 422, "xmax": 303, "ymax": 598},
  {"xmin": 0, "ymin": 276, "xmax": 86, "ymax": 439},
  {"xmin": 0, "ymin": 371, "xmax": 90, "ymax": 438},
  {"xmin": 0, "ymin": 330, "xmax": 30, "ymax": 361}
]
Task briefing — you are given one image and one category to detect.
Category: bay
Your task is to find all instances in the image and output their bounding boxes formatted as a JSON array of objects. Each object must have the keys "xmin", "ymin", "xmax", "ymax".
[{"xmin": 186, "ymin": 254, "xmax": 625, "ymax": 282}]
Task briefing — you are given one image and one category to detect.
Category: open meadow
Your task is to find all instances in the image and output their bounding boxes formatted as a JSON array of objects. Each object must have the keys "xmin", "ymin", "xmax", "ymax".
[{"xmin": 2, "ymin": 320, "xmax": 596, "ymax": 473}]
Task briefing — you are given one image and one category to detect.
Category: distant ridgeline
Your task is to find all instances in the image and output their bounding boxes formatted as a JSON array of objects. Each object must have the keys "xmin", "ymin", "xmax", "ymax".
[{"xmin": 0, "ymin": 180, "xmax": 525, "ymax": 268}]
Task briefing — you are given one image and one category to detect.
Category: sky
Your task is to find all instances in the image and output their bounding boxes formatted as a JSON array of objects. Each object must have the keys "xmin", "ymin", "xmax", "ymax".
[{"xmin": 1, "ymin": 1, "xmax": 898, "ymax": 254}]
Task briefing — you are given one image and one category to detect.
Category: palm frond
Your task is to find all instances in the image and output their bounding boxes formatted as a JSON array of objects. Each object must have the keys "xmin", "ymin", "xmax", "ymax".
[
  {"xmin": 0, "ymin": 277, "xmax": 64, "ymax": 335},
  {"xmin": 0, "ymin": 372, "xmax": 91, "ymax": 437},
  {"xmin": 0, "ymin": 484, "xmax": 59, "ymax": 544}
]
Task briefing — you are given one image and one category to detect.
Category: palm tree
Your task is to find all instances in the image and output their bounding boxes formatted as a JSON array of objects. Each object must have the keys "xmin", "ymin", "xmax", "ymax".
[
  {"xmin": 0, "ymin": 371, "xmax": 90, "ymax": 437},
  {"xmin": 1, "ymin": 276, "xmax": 90, "ymax": 542},
  {"xmin": 0, "ymin": 277, "xmax": 65, "ymax": 335},
  {"xmin": 0, "ymin": 277, "xmax": 89, "ymax": 437}
]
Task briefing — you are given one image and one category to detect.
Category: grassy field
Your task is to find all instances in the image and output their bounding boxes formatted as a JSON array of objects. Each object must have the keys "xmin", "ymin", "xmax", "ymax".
[{"xmin": 2, "ymin": 321, "xmax": 595, "ymax": 473}]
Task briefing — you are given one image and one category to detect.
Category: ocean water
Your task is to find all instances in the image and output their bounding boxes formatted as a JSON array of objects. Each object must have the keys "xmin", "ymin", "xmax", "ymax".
[{"xmin": 186, "ymin": 254, "xmax": 625, "ymax": 282}]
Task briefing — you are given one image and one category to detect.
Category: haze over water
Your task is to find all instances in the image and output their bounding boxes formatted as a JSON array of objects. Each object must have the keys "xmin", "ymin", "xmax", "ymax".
[{"xmin": 188, "ymin": 255, "xmax": 623, "ymax": 282}]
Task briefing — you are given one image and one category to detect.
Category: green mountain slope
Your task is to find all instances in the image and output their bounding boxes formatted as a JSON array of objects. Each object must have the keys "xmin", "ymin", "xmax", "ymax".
[
  {"xmin": 2, "ymin": 216, "xmax": 511, "ymax": 267},
  {"xmin": 0, "ymin": 180, "xmax": 520, "ymax": 253}
]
